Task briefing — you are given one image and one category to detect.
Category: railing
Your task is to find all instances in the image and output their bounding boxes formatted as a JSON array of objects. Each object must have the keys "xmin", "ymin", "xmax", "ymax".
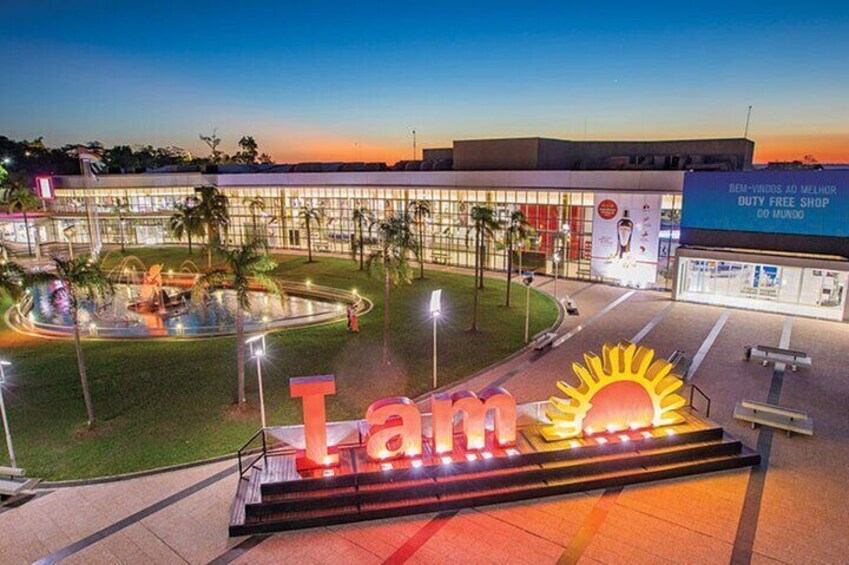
[
  {"xmin": 686, "ymin": 383, "xmax": 712, "ymax": 418},
  {"xmin": 237, "ymin": 428, "xmax": 268, "ymax": 479}
]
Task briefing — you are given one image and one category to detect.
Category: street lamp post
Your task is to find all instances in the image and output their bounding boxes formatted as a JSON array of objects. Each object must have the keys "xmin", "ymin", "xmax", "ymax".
[
  {"xmin": 63, "ymin": 224, "xmax": 76, "ymax": 260},
  {"xmin": 0, "ymin": 360, "xmax": 17, "ymax": 468},
  {"xmin": 561, "ymin": 221, "xmax": 571, "ymax": 284},
  {"xmin": 430, "ymin": 289, "xmax": 442, "ymax": 389},
  {"xmin": 553, "ymin": 249, "xmax": 561, "ymax": 301},
  {"xmin": 523, "ymin": 272, "xmax": 534, "ymax": 343},
  {"xmin": 247, "ymin": 334, "xmax": 268, "ymax": 429}
]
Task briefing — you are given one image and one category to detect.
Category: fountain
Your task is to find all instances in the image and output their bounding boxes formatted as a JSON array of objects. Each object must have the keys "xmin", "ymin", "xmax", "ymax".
[{"xmin": 8, "ymin": 256, "xmax": 367, "ymax": 339}]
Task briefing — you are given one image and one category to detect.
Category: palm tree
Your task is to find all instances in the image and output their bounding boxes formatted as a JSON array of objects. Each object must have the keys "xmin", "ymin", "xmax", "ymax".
[
  {"xmin": 352, "ymin": 206, "xmax": 374, "ymax": 271},
  {"xmin": 504, "ymin": 210, "xmax": 531, "ymax": 307},
  {"xmin": 168, "ymin": 201, "xmax": 204, "ymax": 255},
  {"xmin": 469, "ymin": 205, "xmax": 503, "ymax": 332},
  {"xmin": 32, "ymin": 256, "xmax": 113, "ymax": 427},
  {"xmin": 4, "ymin": 184, "xmax": 41, "ymax": 257},
  {"xmin": 299, "ymin": 205, "xmax": 322, "ymax": 263},
  {"xmin": 193, "ymin": 243, "xmax": 279, "ymax": 405},
  {"xmin": 243, "ymin": 196, "xmax": 265, "ymax": 244},
  {"xmin": 0, "ymin": 260, "xmax": 27, "ymax": 301},
  {"xmin": 366, "ymin": 214, "xmax": 418, "ymax": 364},
  {"xmin": 110, "ymin": 197, "xmax": 132, "ymax": 253},
  {"xmin": 194, "ymin": 185, "xmax": 230, "ymax": 268},
  {"xmin": 409, "ymin": 200, "xmax": 431, "ymax": 279}
]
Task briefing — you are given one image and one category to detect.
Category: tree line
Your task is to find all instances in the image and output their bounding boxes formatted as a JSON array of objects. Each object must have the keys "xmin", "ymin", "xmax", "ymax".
[{"xmin": 0, "ymin": 132, "xmax": 272, "ymax": 180}]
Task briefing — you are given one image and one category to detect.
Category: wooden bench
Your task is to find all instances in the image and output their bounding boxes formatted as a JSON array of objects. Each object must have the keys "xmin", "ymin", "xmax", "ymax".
[
  {"xmin": 734, "ymin": 400, "xmax": 814, "ymax": 437},
  {"xmin": 745, "ymin": 345, "xmax": 811, "ymax": 372},
  {"xmin": 533, "ymin": 332, "xmax": 558, "ymax": 351},
  {"xmin": 563, "ymin": 296, "xmax": 579, "ymax": 316},
  {"xmin": 0, "ymin": 466, "xmax": 40, "ymax": 499}
]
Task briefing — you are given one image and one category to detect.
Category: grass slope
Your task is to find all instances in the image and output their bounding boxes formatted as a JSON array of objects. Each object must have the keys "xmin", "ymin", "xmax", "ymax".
[{"xmin": 0, "ymin": 248, "xmax": 557, "ymax": 479}]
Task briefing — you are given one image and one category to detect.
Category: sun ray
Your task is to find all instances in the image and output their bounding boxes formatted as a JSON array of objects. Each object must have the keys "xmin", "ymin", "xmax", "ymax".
[{"xmin": 543, "ymin": 342, "xmax": 687, "ymax": 441}]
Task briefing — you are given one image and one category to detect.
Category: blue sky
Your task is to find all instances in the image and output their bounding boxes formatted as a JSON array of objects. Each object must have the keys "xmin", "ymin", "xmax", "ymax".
[{"xmin": 1, "ymin": 1, "xmax": 848, "ymax": 162}]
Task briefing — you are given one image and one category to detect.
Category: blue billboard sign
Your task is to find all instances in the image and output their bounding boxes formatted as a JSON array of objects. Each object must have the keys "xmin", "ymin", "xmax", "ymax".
[{"xmin": 682, "ymin": 170, "xmax": 849, "ymax": 238}]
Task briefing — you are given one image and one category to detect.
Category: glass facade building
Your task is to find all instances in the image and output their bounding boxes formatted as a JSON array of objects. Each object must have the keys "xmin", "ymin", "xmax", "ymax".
[
  {"xmin": 43, "ymin": 171, "xmax": 684, "ymax": 290},
  {"xmin": 18, "ymin": 168, "xmax": 846, "ymax": 322}
]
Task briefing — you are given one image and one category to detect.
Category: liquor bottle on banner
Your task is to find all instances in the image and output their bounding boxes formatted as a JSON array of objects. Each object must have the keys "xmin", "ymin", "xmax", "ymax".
[{"xmin": 617, "ymin": 210, "xmax": 633, "ymax": 258}]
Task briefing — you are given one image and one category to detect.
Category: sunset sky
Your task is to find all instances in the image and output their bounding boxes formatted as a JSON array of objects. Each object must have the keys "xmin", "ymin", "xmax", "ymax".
[{"xmin": 1, "ymin": 2, "xmax": 847, "ymax": 164}]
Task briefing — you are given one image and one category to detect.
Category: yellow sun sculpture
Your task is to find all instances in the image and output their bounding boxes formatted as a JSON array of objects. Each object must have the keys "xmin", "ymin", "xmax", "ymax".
[{"xmin": 542, "ymin": 342, "xmax": 686, "ymax": 441}]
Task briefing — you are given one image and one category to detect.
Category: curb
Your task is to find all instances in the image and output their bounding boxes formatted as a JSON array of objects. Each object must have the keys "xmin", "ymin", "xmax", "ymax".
[{"xmin": 39, "ymin": 450, "xmax": 251, "ymax": 489}]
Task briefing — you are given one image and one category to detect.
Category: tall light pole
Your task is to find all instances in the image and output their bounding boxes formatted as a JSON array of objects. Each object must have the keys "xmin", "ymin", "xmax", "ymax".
[
  {"xmin": 553, "ymin": 249, "xmax": 561, "ymax": 301},
  {"xmin": 556, "ymin": 221, "xmax": 571, "ymax": 300},
  {"xmin": 0, "ymin": 360, "xmax": 17, "ymax": 468},
  {"xmin": 430, "ymin": 289, "xmax": 442, "ymax": 389},
  {"xmin": 523, "ymin": 272, "xmax": 534, "ymax": 343},
  {"xmin": 247, "ymin": 334, "xmax": 268, "ymax": 429},
  {"xmin": 63, "ymin": 224, "xmax": 76, "ymax": 260}
]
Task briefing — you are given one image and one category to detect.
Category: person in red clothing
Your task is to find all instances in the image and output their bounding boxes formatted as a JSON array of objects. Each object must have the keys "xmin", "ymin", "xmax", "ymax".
[{"xmin": 349, "ymin": 305, "xmax": 359, "ymax": 333}]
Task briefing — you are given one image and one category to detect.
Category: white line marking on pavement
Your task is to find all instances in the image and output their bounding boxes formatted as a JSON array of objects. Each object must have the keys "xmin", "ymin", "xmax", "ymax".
[
  {"xmin": 630, "ymin": 301, "xmax": 675, "ymax": 344},
  {"xmin": 686, "ymin": 309, "xmax": 730, "ymax": 381},
  {"xmin": 553, "ymin": 290, "xmax": 635, "ymax": 348},
  {"xmin": 773, "ymin": 315, "xmax": 794, "ymax": 372}
]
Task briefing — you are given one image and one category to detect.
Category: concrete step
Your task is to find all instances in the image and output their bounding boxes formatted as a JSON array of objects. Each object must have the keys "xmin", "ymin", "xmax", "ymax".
[{"xmin": 230, "ymin": 447, "xmax": 758, "ymax": 535}]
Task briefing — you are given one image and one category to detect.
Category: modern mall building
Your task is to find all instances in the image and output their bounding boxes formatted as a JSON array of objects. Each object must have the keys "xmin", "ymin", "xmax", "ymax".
[{"xmin": 3, "ymin": 137, "xmax": 848, "ymax": 321}]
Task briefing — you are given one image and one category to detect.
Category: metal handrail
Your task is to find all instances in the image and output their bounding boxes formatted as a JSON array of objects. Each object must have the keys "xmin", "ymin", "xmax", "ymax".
[
  {"xmin": 237, "ymin": 428, "xmax": 267, "ymax": 478},
  {"xmin": 687, "ymin": 383, "xmax": 712, "ymax": 418}
]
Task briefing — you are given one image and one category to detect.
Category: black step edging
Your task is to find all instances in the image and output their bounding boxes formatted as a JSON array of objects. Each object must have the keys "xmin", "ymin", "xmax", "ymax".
[
  {"xmin": 245, "ymin": 439, "xmax": 744, "ymax": 518},
  {"xmin": 230, "ymin": 450, "xmax": 760, "ymax": 536}
]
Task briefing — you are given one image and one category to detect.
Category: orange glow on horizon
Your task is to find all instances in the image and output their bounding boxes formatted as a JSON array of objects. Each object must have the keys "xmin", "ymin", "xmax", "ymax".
[
  {"xmin": 256, "ymin": 133, "xmax": 849, "ymax": 165},
  {"xmin": 753, "ymin": 133, "xmax": 849, "ymax": 164}
]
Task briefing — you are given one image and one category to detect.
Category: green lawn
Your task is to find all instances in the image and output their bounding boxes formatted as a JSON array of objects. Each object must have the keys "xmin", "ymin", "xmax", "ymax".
[{"xmin": 0, "ymin": 248, "xmax": 557, "ymax": 480}]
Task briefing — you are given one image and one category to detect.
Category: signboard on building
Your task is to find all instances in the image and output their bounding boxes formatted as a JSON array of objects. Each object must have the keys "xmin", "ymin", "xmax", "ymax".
[
  {"xmin": 590, "ymin": 192, "xmax": 662, "ymax": 287},
  {"xmin": 35, "ymin": 176, "xmax": 54, "ymax": 200},
  {"xmin": 682, "ymin": 170, "xmax": 849, "ymax": 238}
]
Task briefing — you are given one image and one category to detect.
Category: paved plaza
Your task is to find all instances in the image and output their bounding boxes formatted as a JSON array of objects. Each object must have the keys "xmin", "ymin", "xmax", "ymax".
[{"xmin": 2, "ymin": 277, "xmax": 848, "ymax": 565}]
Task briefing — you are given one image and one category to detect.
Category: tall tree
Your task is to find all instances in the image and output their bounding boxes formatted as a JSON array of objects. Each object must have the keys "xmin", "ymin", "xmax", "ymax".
[
  {"xmin": 3, "ymin": 180, "xmax": 41, "ymax": 257},
  {"xmin": 409, "ymin": 200, "xmax": 431, "ymax": 279},
  {"xmin": 504, "ymin": 210, "xmax": 531, "ymax": 307},
  {"xmin": 111, "ymin": 197, "xmax": 132, "ymax": 253},
  {"xmin": 243, "ymin": 196, "xmax": 265, "ymax": 244},
  {"xmin": 194, "ymin": 185, "xmax": 230, "ymax": 268},
  {"xmin": 30, "ymin": 256, "xmax": 113, "ymax": 427},
  {"xmin": 234, "ymin": 136, "xmax": 259, "ymax": 164},
  {"xmin": 168, "ymin": 200, "xmax": 204, "ymax": 254},
  {"xmin": 0, "ymin": 260, "xmax": 27, "ymax": 301},
  {"xmin": 352, "ymin": 206, "xmax": 374, "ymax": 271},
  {"xmin": 366, "ymin": 214, "xmax": 418, "ymax": 364},
  {"xmin": 299, "ymin": 205, "xmax": 322, "ymax": 263},
  {"xmin": 469, "ymin": 205, "xmax": 503, "ymax": 332},
  {"xmin": 193, "ymin": 243, "xmax": 279, "ymax": 405},
  {"xmin": 199, "ymin": 129, "xmax": 224, "ymax": 164}
]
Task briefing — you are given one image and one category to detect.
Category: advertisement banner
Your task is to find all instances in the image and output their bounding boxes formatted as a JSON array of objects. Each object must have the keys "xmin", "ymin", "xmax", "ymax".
[
  {"xmin": 590, "ymin": 193, "xmax": 661, "ymax": 287},
  {"xmin": 682, "ymin": 170, "xmax": 849, "ymax": 237}
]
